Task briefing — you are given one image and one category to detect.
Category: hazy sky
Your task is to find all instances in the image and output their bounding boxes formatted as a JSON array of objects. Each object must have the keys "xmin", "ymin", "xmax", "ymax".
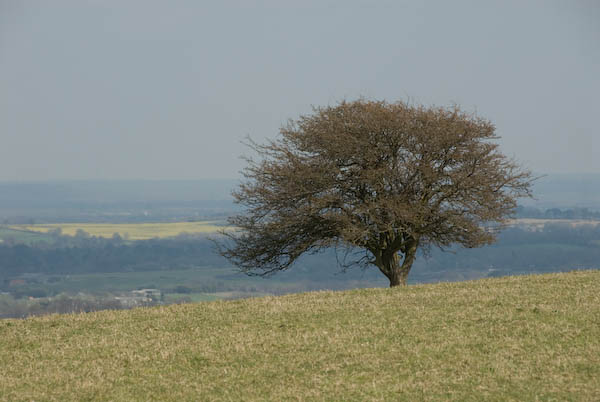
[{"xmin": 1, "ymin": 0, "xmax": 598, "ymax": 181}]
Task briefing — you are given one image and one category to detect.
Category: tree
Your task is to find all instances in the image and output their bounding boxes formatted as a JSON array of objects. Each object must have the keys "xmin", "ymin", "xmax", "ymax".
[{"xmin": 218, "ymin": 100, "xmax": 533, "ymax": 287}]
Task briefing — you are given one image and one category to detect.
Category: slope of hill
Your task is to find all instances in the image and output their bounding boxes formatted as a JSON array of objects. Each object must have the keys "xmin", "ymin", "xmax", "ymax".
[{"xmin": 1, "ymin": 270, "xmax": 599, "ymax": 401}]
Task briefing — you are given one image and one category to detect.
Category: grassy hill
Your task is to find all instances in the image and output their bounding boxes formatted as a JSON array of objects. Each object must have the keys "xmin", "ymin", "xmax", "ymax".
[{"xmin": 1, "ymin": 271, "xmax": 599, "ymax": 401}]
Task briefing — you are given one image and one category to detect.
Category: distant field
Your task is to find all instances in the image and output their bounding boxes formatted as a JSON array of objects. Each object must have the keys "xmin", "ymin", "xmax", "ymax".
[
  {"xmin": 509, "ymin": 218, "xmax": 600, "ymax": 228},
  {"xmin": 1, "ymin": 270, "xmax": 598, "ymax": 401},
  {"xmin": 0, "ymin": 226, "xmax": 53, "ymax": 245},
  {"xmin": 7, "ymin": 221, "xmax": 231, "ymax": 240},
  {"xmin": 5, "ymin": 219, "xmax": 599, "ymax": 242},
  {"xmin": 15, "ymin": 267, "xmax": 298, "ymax": 298}
]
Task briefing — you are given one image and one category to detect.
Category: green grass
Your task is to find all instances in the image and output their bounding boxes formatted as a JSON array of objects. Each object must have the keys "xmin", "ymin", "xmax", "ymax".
[
  {"xmin": 0, "ymin": 226, "xmax": 53, "ymax": 245},
  {"xmin": 1, "ymin": 270, "xmax": 599, "ymax": 401}
]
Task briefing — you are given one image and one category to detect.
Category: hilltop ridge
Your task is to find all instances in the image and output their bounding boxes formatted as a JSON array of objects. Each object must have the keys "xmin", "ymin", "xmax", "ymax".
[{"xmin": 1, "ymin": 270, "xmax": 599, "ymax": 401}]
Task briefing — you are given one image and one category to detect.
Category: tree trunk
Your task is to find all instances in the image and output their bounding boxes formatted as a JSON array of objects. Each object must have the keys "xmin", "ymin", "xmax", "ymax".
[{"xmin": 376, "ymin": 240, "xmax": 418, "ymax": 287}]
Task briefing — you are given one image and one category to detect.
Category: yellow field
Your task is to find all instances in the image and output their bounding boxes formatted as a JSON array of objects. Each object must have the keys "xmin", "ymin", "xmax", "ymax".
[{"xmin": 9, "ymin": 221, "xmax": 229, "ymax": 240}]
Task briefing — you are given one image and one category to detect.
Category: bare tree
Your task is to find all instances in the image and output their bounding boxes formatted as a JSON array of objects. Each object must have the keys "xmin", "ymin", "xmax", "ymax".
[{"xmin": 218, "ymin": 100, "xmax": 533, "ymax": 287}]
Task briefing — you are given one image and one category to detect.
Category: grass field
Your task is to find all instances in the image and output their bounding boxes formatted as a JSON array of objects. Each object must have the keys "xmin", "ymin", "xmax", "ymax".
[
  {"xmin": 0, "ymin": 226, "xmax": 54, "ymax": 245},
  {"xmin": 23, "ymin": 267, "xmax": 237, "ymax": 294},
  {"xmin": 18, "ymin": 267, "xmax": 303, "ymax": 299},
  {"xmin": 7, "ymin": 221, "xmax": 230, "ymax": 240},
  {"xmin": 1, "ymin": 270, "xmax": 599, "ymax": 401}
]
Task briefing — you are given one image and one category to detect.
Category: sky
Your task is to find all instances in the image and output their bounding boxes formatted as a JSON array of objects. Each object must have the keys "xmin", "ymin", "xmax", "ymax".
[{"xmin": 1, "ymin": 0, "xmax": 598, "ymax": 181}]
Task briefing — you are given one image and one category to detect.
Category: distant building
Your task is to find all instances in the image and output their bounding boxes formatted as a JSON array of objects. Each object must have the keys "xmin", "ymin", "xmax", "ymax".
[{"xmin": 115, "ymin": 289, "xmax": 161, "ymax": 307}]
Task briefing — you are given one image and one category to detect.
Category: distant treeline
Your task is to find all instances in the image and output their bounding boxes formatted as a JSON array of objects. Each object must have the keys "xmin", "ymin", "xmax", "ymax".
[
  {"xmin": 0, "ymin": 234, "xmax": 223, "ymax": 281},
  {"xmin": 1, "ymin": 223, "xmax": 599, "ymax": 290},
  {"xmin": 0, "ymin": 293, "xmax": 128, "ymax": 319},
  {"xmin": 417, "ymin": 223, "xmax": 600, "ymax": 277}
]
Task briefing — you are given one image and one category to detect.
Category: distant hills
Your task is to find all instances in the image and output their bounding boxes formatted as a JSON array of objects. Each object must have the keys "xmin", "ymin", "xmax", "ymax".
[
  {"xmin": 0, "ymin": 179, "xmax": 238, "ymax": 223},
  {"xmin": 0, "ymin": 179, "xmax": 237, "ymax": 206},
  {"xmin": 524, "ymin": 173, "xmax": 600, "ymax": 209},
  {"xmin": 0, "ymin": 174, "xmax": 598, "ymax": 223}
]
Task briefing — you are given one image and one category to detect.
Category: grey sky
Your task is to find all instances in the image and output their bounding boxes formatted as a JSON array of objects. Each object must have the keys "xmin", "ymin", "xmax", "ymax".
[{"xmin": 1, "ymin": 0, "xmax": 598, "ymax": 181}]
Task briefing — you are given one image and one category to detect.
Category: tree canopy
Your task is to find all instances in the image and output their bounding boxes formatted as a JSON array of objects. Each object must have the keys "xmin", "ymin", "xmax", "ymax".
[{"xmin": 219, "ymin": 100, "xmax": 533, "ymax": 286}]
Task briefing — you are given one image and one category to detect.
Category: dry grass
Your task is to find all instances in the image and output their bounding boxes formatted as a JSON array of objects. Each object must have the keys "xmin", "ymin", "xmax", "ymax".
[
  {"xmin": 1, "ymin": 270, "xmax": 599, "ymax": 401},
  {"xmin": 9, "ymin": 221, "xmax": 229, "ymax": 240}
]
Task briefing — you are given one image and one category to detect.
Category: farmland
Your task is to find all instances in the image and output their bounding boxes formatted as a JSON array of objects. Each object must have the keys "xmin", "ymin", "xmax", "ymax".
[
  {"xmin": 506, "ymin": 218, "xmax": 600, "ymax": 229},
  {"xmin": 5, "ymin": 218, "xmax": 598, "ymax": 244},
  {"xmin": 6, "ymin": 221, "xmax": 231, "ymax": 240},
  {"xmin": 0, "ymin": 226, "xmax": 53, "ymax": 245},
  {"xmin": 2, "ymin": 218, "xmax": 600, "ymax": 318}
]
